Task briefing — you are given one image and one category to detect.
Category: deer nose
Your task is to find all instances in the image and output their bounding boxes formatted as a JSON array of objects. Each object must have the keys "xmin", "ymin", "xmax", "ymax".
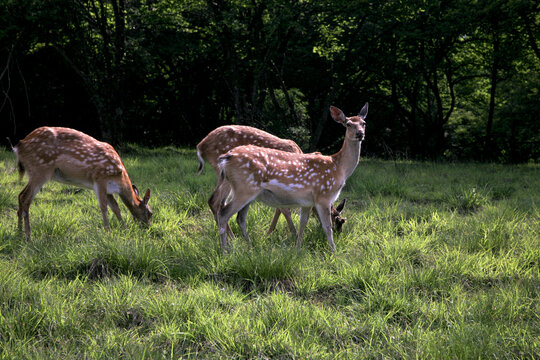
[{"xmin": 356, "ymin": 131, "xmax": 364, "ymax": 140}]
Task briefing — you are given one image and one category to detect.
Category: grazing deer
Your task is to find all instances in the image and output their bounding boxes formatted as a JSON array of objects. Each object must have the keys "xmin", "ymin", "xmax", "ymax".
[
  {"xmin": 216, "ymin": 103, "xmax": 367, "ymax": 252},
  {"xmin": 197, "ymin": 125, "xmax": 300, "ymax": 236},
  {"xmin": 196, "ymin": 125, "xmax": 347, "ymax": 237},
  {"xmin": 13, "ymin": 127, "xmax": 152, "ymax": 240}
]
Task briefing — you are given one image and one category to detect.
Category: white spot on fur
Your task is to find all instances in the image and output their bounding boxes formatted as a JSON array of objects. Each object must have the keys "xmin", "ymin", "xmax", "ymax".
[{"xmin": 267, "ymin": 179, "xmax": 304, "ymax": 190}]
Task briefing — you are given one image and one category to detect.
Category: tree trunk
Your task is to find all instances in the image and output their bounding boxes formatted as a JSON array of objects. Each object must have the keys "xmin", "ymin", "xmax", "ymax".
[{"xmin": 484, "ymin": 34, "xmax": 499, "ymax": 160}]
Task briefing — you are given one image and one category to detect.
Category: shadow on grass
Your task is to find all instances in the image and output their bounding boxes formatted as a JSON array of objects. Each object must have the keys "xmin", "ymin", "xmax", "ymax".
[{"xmin": 208, "ymin": 243, "xmax": 304, "ymax": 294}]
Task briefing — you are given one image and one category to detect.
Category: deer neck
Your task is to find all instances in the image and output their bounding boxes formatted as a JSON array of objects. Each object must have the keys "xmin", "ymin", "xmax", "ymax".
[
  {"xmin": 332, "ymin": 137, "xmax": 362, "ymax": 179},
  {"xmin": 119, "ymin": 188, "xmax": 140, "ymax": 217}
]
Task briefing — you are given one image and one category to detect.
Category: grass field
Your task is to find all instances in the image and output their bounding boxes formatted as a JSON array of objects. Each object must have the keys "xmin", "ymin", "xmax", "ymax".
[{"xmin": 0, "ymin": 146, "xmax": 538, "ymax": 359}]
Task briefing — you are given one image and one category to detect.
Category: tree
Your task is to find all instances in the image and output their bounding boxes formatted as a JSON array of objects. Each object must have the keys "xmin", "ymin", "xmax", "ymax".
[{"xmin": 1, "ymin": 0, "xmax": 538, "ymax": 161}]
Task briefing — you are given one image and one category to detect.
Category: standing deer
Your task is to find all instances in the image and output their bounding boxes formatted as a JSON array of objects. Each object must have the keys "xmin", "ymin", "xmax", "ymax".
[
  {"xmin": 216, "ymin": 103, "xmax": 367, "ymax": 252},
  {"xmin": 196, "ymin": 125, "xmax": 347, "ymax": 237},
  {"xmin": 13, "ymin": 127, "xmax": 152, "ymax": 240}
]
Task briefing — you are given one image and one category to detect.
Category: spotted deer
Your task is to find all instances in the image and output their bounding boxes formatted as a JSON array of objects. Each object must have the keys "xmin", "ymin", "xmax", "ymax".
[
  {"xmin": 196, "ymin": 125, "xmax": 347, "ymax": 237},
  {"xmin": 13, "ymin": 127, "xmax": 152, "ymax": 240},
  {"xmin": 216, "ymin": 103, "xmax": 367, "ymax": 252}
]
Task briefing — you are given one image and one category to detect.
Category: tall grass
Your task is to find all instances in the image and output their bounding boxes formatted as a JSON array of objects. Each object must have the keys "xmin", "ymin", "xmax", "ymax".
[{"xmin": 0, "ymin": 148, "xmax": 538, "ymax": 358}]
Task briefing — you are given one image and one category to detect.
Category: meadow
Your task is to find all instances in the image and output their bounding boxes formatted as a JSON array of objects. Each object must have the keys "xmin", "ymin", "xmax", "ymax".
[{"xmin": 0, "ymin": 146, "xmax": 538, "ymax": 359}]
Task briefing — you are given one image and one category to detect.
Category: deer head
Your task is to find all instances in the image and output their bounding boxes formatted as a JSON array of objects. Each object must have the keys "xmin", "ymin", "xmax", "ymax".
[
  {"xmin": 131, "ymin": 185, "xmax": 153, "ymax": 225},
  {"xmin": 331, "ymin": 198, "xmax": 347, "ymax": 233}
]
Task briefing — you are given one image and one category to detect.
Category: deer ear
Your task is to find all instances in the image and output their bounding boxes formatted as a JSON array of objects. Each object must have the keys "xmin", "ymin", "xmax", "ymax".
[
  {"xmin": 143, "ymin": 189, "xmax": 151, "ymax": 204},
  {"xmin": 336, "ymin": 198, "xmax": 346, "ymax": 213},
  {"xmin": 358, "ymin": 102, "xmax": 368, "ymax": 119},
  {"xmin": 330, "ymin": 106, "xmax": 347, "ymax": 124},
  {"xmin": 132, "ymin": 184, "xmax": 140, "ymax": 197}
]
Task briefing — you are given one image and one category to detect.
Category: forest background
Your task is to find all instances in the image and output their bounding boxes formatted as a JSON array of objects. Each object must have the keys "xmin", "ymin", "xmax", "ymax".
[{"xmin": 1, "ymin": 0, "xmax": 539, "ymax": 162}]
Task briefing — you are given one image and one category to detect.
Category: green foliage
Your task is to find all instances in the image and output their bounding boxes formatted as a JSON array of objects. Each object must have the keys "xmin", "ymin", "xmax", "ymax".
[
  {"xmin": 0, "ymin": 148, "xmax": 538, "ymax": 358},
  {"xmin": 262, "ymin": 88, "xmax": 311, "ymax": 150},
  {"xmin": 1, "ymin": 0, "xmax": 538, "ymax": 160}
]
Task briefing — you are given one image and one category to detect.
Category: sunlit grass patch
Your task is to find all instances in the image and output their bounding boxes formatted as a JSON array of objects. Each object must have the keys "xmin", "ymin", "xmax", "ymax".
[
  {"xmin": 447, "ymin": 186, "xmax": 490, "ymax": 213},
  {"xmin": 0, "ymin": 149, "xmax": 538, "ymax": 358},
  {"xmin": 0, "ymin": 185, "xmax": 17, "ymax": 211},
  {"xmin": 211, "ymin": 242, "xmax": 303, "ymax": 292}
]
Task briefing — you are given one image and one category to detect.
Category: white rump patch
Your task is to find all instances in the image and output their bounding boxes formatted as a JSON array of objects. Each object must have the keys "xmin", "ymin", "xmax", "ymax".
[{"xmin": 217, "ymin": 156, "xmax": 229, "ymax": 176}]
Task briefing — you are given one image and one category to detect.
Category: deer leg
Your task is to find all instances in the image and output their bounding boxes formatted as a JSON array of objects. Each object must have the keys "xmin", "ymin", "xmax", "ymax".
[
  {"xmin": 315, "ymin": 204, "xmax": 336, "ymax": 253},
  {"xmin": 107, "ymin": 194, "xmax": 125, "ymax": 228},
  {"xmin": 209, "ymin": 180, "xmax": 234, "ymax": 235},
  {"xmin": 266, "ymin": 209, "xmax": 281, "ymax": 235},
  {"xmin": 296, "ymin": 207, "xmax": 311, "ymax": 250},
  {"xmin": 208, "ymin": 185, "xmax": 222, "ymax": 220},
  {"xmin": 281, "ymin": 208, "xmax": 298, "ymax": 238},
  {"xmin": 18, "ymin": 183, "xmax": 35, "ymax": 241},
  {"xmin": 267, "ymin": 208, "xmax": 298, "ymax": 237},
  {"xmin": 236, "ymin": 202, "xmax": 251, "ymax": 241},
  {"xmin": 17, "ymin": 183, "xmax": 31, "ymax": 232},
  {"xmin": 312, "ymin": 207, "xmax": 321, "ymax": 223},
  {"xmin": 94, "ymin": 183, "xmax": 110, "ymax": 230},
  {"xmin": 18, "ymin": 175, "xmax": 49, "ymax": 241},
  {"xmin": 217, "ymin": 194, "xmax": 256, "ymax": 252}
]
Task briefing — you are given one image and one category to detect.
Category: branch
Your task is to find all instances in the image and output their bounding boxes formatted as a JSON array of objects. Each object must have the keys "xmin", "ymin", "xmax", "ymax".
[
  {"xmin": 0, "ymin": 48, "xmax": 17, "ymax": 134},
  {"xmin": 0, "ymin": 47, "xmax": 13, "ymax": 81},
  {"xmin": 522, "ymin": 13, "xmax": 540, "ymax": 61},
  {"xmin": 51, "ymin": 45, "xmax": 91, "ymax": 87},
  {"xmin": 0, "ymin": 48, "xmax": 13, "ymax": 113},
  {"xmin": 443, "ymin": 54, "xmax": 456, "ymax": 124},
  {"xmin": 453, "ymin": 73, "xmax": 490, "ymax": 83},
  {"xmin": 270, "ymin": 60, "xmax": 301, "ymax": 125}
]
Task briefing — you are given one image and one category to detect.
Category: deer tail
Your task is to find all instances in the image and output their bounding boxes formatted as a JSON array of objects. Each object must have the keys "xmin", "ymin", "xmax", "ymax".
[
  {"xmin": 217, "ymin": 154, "xmax": 231, "ymax": 181},
  {"xmin": 196, "ymin": 148, "xmax": 205, "ymax": 175},
  {"xmin": 8, "ymin": 137, "xmax": 25, "ymax": 181}
]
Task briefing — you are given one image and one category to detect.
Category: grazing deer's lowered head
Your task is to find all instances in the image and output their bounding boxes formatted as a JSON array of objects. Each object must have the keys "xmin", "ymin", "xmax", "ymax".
[
  {"xmin": 14, "ymin": 126, "xmax": 152, "ymax": 240},
  {"xmin": 331, "ymin": 198, "xmax": 347, "ymax": 233}
]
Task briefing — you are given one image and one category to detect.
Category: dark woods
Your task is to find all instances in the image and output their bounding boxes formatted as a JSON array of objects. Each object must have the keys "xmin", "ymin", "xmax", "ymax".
[{"xmin": 1, "ymin": 0, "xmax": 539, "ymax": 162}]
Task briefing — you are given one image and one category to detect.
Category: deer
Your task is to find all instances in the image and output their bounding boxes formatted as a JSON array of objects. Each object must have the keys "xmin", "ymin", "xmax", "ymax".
[
  {"xmin": 13, "ymin": 126, "xmax": 153, "ymax": 240},
  {"xmin": 215, "ymin": 103, "xmax": 367, "ymax": 252},
  {"xmin": 196, "ymin": 125, "xmax": 347, "ymax": 237}
]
